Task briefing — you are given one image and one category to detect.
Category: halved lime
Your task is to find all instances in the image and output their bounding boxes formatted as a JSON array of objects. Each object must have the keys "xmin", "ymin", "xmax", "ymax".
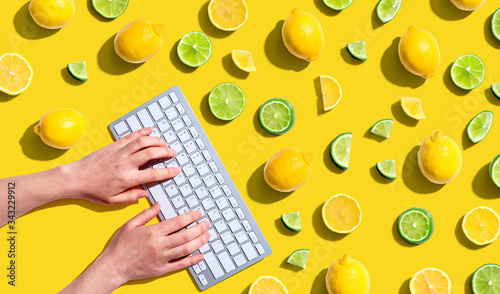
[
  {"xmin": 450, "ymin": 54, "xmax": 485, "ymax": 90},
  {"xmin": 398, "ymin": 207, "xmax": 434, "ymax": 244},
  {"xmin": 177, "ymin": 32, "xmax": 212, "ymax": 68},
  {"xmin": 323, "ymin": 0, "xmax": 354, "ymax": 10},
  {"xmin": 492, "ymin": 8, "xmax": 500, "ymax": 42},
  {"xmin": 376, "ymin": 159, "xmax": 396, "ymax": 180},
  {"xmin": 286, "ymin": 249, "xmax": 309, "ymax": 269},
  {"xmin": 258, "ymin": 98, "xmax": 295, "ymax": 135},
  {"xmin": 346, "ymin": 41, "xmax": 367, "ymax": 61},
  {"xmin": 208, "ymin": 83, "xmax": 245, "ymax": 121},
  {"xmin": 376, "ymin": 0, "xmax": 402, "ymax": 23},
  {"xmin": 330, "ymin": 132, "xmax": 352, "ymax": 170},
  {"xmin": 67, "ymin": 61, "xmax": 87, "ymax": 82},
  {"xmin": 467, "ymin": 111, "xmax": 494, "ymax": 143},
  {"xmin": 92, "ymin": 0, "xmax": 128, "ymax": 18},
  {"xmin": 370, "ymin": 118, "xmax": 393, "ymax": 138},
  {"xmin": 281, "ymin": 212, "xmax": 301, "ymax": 232},
  {"xmin": 472, "ymin": 264, "xmax": 500, "ymax": 294},
  {"xmin": 489, "ymin": 154, "xmax": 500, "ymax": 188},
  {"xmin": 491, "ymin": 83, "xmax": 500, "ymax": 99}
]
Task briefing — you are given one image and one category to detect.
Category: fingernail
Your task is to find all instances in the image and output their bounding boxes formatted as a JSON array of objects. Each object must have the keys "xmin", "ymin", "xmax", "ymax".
[
  {"xmin": 194, "ymin": 210, "xmax": 202, "ymax": 218},
  {"xmin": 173, "ymin": 167, "xmax": 181, "ymax": 174}
]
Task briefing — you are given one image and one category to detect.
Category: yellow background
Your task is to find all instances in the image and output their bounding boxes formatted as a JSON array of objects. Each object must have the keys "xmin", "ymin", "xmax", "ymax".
[{"xmin": 1, "ymin": 0, "xmax": 500, "ymax": 293}]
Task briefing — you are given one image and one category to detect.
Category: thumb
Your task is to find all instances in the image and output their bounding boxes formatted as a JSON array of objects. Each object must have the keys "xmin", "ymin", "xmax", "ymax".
[{"xmin": 127, "ymin": 202, "xmax": 161, "ymax": 227}]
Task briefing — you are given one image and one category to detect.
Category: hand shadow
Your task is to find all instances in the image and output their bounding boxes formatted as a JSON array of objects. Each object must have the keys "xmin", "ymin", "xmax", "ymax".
[
  {"xmin": 97, "ymin": 34, "xmax": 143, "ymax": 75},
  {"xmin": 19, "ymin": 121, "xmax": 68, "ymax": 160},
  {"xmin": 401, "ymin": 146, "xmax": 443, "ymax": 194},
  {"xmin": 14, "ymin": 2, "xmax": 59, "ymax": 39},
  {"xmin": 246, "ymin": 162, "xmax": 292, "ymax": 204},
  {"xmin": 471, "ymin": 162, "xmax": 500, "ymax": 199},
  {"xmin": 264, "ymin": 21, "xmax": 309, "ymax": 71},
  {"xmin": 429, "ymin": 0, "xmax": 472, "ymax": 21},
  {"xmin": 380, "ymin": 38, "xmax": 425, "ymax": 88}
]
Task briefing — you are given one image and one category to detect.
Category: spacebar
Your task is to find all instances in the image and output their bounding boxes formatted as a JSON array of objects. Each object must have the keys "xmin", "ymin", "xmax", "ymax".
[
  {"xmin": 204, "ymin": 252, "xmax": 224, "ymax": 279},
  {"xmin": 146, "ymin": 182, "xmax": 177, "ymax": 219}
]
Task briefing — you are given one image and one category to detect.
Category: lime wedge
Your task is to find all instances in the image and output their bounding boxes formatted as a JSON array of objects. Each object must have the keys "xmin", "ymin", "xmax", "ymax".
[
  {"xmin": 491, "ymin": 83, "xmax": 500, "ymax": 99},
  {"xmin": 286, "ymin": 249, "xmax": 309, "ymax": 269},
  {"xmin": 258, "ymin": 98, "xmax": 295, "ymax": 135},
  {"xmin": 451, "ymin": 54, "xmax": 485, "ymax": 90},
  {"xmin": 472, "ymin": 264, "xmax": 500, "ymax": 294},
  {"xmin": 398, "ymin": 207, "xmax": 434, "ymax": 244},
  {"xmin": 177, "ymin": 32, "xmax": 212, "ymax": 68},
  {"xmin": 323, "ymin": 0, "xmax": 354, "ymax": 10},
  {"xmin": 467, "ymin": 111, "xmax": 493, "ymax": 143},
  {"xmin": 330, "ymin": 132, "xmax": 352, "ymax": 170},
  {"xmin": 92, "ymin": 0, "xmax": 128, "ymax": 18},
  {"xmin": 489, "ymin": 154, "xmax": 500, "ymax": 188},
  {"xmin": 346, "ymin": 41, "xmax": 367, "ymax": 61},
  {"xmin": 492, "ymin": 8, "xmax": 500, "ymax": 42},
  {"xmin": 376, "ymin": 0, "xmax": 402, "ymax": 23},
  {"xmin": 370, "ymin": 118, "xmax": 393, "ymax": 138},
  {"xmin": 208, "ymin": 83, "xmax": 245, "ymax": 121},
  {"xmin": 376, "ymin": 159, "xmax": 396, "ymax": 180},
  {"xmin": 67, "ymin": 61, "xmax": 87, "ymax": 82},
  {"xmin": 281, "ymin": 212, "xmax": 301, "ymax": 232}
]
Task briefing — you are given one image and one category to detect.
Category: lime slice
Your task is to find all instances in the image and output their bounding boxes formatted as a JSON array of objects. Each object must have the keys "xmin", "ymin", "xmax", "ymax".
[
  {"xmin": 286, "ymin": 249, "xmax": 309, "ymax": 269},
  {"xmin": 346, "ymin": 41, "xmax": 367, "ymax": 61},
  {"xmin": 451, "ymin": 54, "xmax": 486, "ymax": 90},
  {"xmin": 489, "ymin": 154, "xmax": 500, "ymax": 188},
  {"xmin": 491, "ymin": 83, "xmax": 500, "ymax": 99},
  {"xmin": 323, "ymin": 0, "xmax": 354, "ymax": 10},
  {"xmin": 472, "ymin": 264, "xmax": 500, "ymax": 294},
  {"xmin": 330, "ymin": 132, "xmax": 352, "ymax": 170},
  {"xmin": 208, "ymin": 83, "xmax": 245, "ymax": 121},
  {"xmin": 492, "ymin": 8, "xmax": 500, "ymax": 42},
  {"xmin": 370, "ymin": 118, "xmax": 393, "ymax": 138},
  {"xmin": 92, "ymin": 0, "xmax": 128, "ymax": 18},
  {"xmin": 376, "ymin": 0, "xmax": 402, "ymax": 23},
  {"xmin": 177, "ymin": 32, "xmax": 212, "ymax": 68},
  {"xmin": 467, "ymin": 111, "xmax": 494, "ymax": 143},
  {"xmin": 376, "ymin": 159, "xmax": 396, "ymax": 180},
  {"xmin": 258, "ymin": 98, "xmax": 295, "ymax": 135},
  {"xmin": 67, "ymin": 61, "xmax": 87, "ymax": 82},
  {"xmin": 281, "ymin": 212, "xmax": 301, "ymax": 232},
  {"xmin": 397, "ymin": 207, "xmax": 434, "ymax": 244}
]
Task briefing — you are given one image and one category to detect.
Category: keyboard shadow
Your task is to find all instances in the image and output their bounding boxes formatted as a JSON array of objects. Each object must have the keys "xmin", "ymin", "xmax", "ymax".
[{"xmin": 246, "ymin": 162, "xmax": 293, "ymax": 204}]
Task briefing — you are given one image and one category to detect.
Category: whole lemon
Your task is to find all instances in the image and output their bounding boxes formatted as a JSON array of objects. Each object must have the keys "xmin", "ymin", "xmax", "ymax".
[
  {"xmin": 29, "ymin": 0, "xmax": 76, "ymax": 29},
  {"xmin": 418, "ymin": 131, "xmax": 462, "ymax": 184},
  {"xmin": 114, "ymin": 19, "xmax": 163, "ymax": 63},
  {"xmin": 325, "ymin": 255, "xmax": 370, "ymax": 294},
  {"xmin": 282, "ymin": 8, "xmax": 324, "ymax": 62},
  {"xmin": 398, "ymin": 25, "xmax": 440, "ymax": 78},
  {"xmin": 34, "ymin": 108, "xmax": 88, "ymax": 149},
  {"xmin": 450, "ymin": 0, "xmax": 486, "ymax": 10},
  {"xmin": 264, "ymin": 148, "xmax": 312, "ymax": 192}
]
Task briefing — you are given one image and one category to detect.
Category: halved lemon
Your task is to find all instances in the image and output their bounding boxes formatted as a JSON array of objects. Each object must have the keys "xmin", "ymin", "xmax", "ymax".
[
  {"xmin": 249, "ymin": 276, "xmax": 288, "ymax": 294},
  {"xmin": 462, "ymin": 206, "xmax": 500, "ymax": 245},
  {"xmin": 320, "ymin": 75, "xmax": 342, "ymax": 111},
  {"xmin": 410, "ymin": 268, "xmax": 451, "ymax": 294},
  {"xmin": 0, "ymin": 53, "xmax": 33, "ymax": 95},
  {"xmin": 401, "ymin": 97, "xmax": 425, "ymax": 120},
  {"xmin": 232, "ymin": 50, "xmax": 256, "ymax": 72},
  {"xmin": 208, "ymin": 0, "xmax": 248, "ymax": 31},
  {"xmin": 322, "ymin": 194, "xmax": 362, "ymax": 233}
]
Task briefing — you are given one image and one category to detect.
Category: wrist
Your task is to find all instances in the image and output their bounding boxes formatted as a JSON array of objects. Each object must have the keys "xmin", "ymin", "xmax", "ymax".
[
  {"xmin": 52, "ymin": 163, "xmax": 83, "ymax": 199},
  {"xmin": 93, "ymin": 252, "xmax": 128, "ymax": 291}
]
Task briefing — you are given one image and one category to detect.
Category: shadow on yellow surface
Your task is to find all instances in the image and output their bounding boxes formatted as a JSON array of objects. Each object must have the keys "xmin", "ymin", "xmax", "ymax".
[
  {"xmin": 313, "ymin": 0, "xmax": 341, "ymax": 17},
  {"xmin": 391, "ymin": 101, "xmax": 418, "ymax": 127},
  {"xmin": 252, "ymin": 107, "xmax": 280, "ymax": 138},
  {"xmin": 461, "ymin": 125, "xmax": 475, "ymax": 150},
  {"xmin": 274, "ymin": 217, "xmax": 299, "ymax": 237},
  {"xmin": 442, "ymin": 62, "xmax": 469, "ymax": 96},
  {"xmin": 97, "ymin": 34, "xmax": 143, "ymax": 75},
  {"xmin": 240, "ymin": 283, "xmax": 251, "ymax": 294},
  {"xmin": 429, "ymin": 0, "xmax": 472, "ymax": 21},
  {"xmin": 370, "ymin": 165, "xmax": 394, "ymax": 185},
  {"xmin": 398, "ymin": 277, "xmax": 411, "ymax": 294},
  {"xmin": 264, "ymin": 21, "xmax": 309, "ymax": 72},
  {"xmin": 170, "ymin": 40, "xmax": 197, "ymax": 74},
  {"xmin": 197, "ymin": 1, "xmax": 233, "ymax": 39},
  {"xmin": 0, "ymin": 92, "xmax": 18, "ymax": 103},
  {"xmin": 61, "ymin": 67, "xmax": 85, "ymax": 86},
  {"xmin": 391, "ymin": 217, "xmax": 417, "ymax": 248},
  {"xmin": 363, "ymin": 127, "xmax": 387, "ymax": 143},
  {"xmin": 86, "ymin": 0, "xmax": 113, "ymax": 22},
  {"xmin": 402, "ymin": 146, "xmax": 444, "ymax": 194},
  {"xmin": 371, "ymin": 3, "xmax": 383, "ymax": 30},
  {"xmin": 14, "ymin": 2, "xmax": 59, "ymax": 40},
  {"xmin": 340, "ymin": 47, "xmax": 364, "ymax": 66},
  {"xmin": 312, "ymin": 203, "xmax": 348, "ymax": 241},
  {"xmin": 465, "ymin": 272, "xmax": 474, "ymax": 294},
  {"xmin": 280, "ymin": 257, "xmax": 303, "ymax": 273},
  {"xmin": 471, "ymin": 162, "xmax": 500, "ymax": 199},
  {"xmin": 311, "ymin": 268, "xmax": 328, "ymax": 294},
  {"xmin": 380, "ymin": 38, "xmax": 426, "ymax": 88},
  {"xmin": 485, "ymin": 88, "xmax": 500, "ymax": 106},
  {"xmin": 199, "ymin": 91, "xmax": 231, "ymax": 126},
  {"xmin": 19, "ymin": 121, "xmax": 67, "ymax": 160},
  {"xmin": 484, "ymin": 13, "xmax": 500, "ymax": 49},
  {"xmin": 323, "ymin": 143, "xmax": 345, "ymax": 174},
  {"xmin": 247, "ymin": 162, "xmax": 293, "ymax": 204},
  {"xmin": 455, "ymin": 215, "xmax": 484, "ymax": 250},
  {"xmin": 222, "ymin": 53, "xmax": 250, "ymax": 80},
  {"xmin": 313, "ymin": 76, "xmax": 325, "ymax": 116}
]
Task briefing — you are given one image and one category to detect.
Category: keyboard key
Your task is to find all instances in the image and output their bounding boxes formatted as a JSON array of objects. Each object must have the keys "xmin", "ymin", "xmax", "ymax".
[
  {"xmin": 178, "ymin": 207, "xmax": 189, "ymax": 215},
  {"xmin": 163, "ymin": 130, "xmax": 176, "ymax": 143},
  {"xmin": 126, "ymin": 115, "xmax": 142, "ymax": 131},
  {"xmin": 190, "ymin": 152, "xmax": 203, "ymax": 165},
  {"xmin": 209, "ymin": 161, "xmax": 218, "ymax": 172},
  {"xmin": 208, "ymin": 209, "xmax": 221, "ymax": 222},
  {"xmin": 220, "ymin": 231, "xmax": 234, "ymax": 244},
  {"xmin": 234, "ymin": 254, "xmax": 246, "ymax": 267},
  {"xmin": 235, "ymin": 208, "xmax": 244, "ymax": 219},
  {"xmin": 228, "ymin": 197, "xmax": 238, "ymax": 207},
  {"xmin": 165, "ymin": 185, "xmax": 178, "ymax": 197},
  {"xmin": 186, "ymin": 195, "xmax": 198, "ymax": 208},
  {"xmin": 211, "ymin": 240, "xmax": 224, "ymax": 254},
  {"xmin": 184, "ymin": 141, "xmax": 197, "ymax": 153},
  {"xmin": 196, "ymin": 138, "xmax": 206, "ymax": 149},
  {"xmin": 207, "ymin": 229, "xmax": 217, "ymax": 242},
  {"xmin": 241, "ymin": 242, "xmax": 257, "ymax": 261},
  {"xmin": 174, "ymin": 173, "xmax": 186, "ymax": 185},
  {"xmin": 197, "ymin": 163, "xmax": 210, "ymax": 176},
  {"xmin": 170, "ymin": 142, "xmax": 182, "ymax": 153},
  {"xmin": 120, "ymin": 131, "xmax": 130, "ymax": 138},
  {"xmin": 215, "ymin": 197, "xmax": 228, "ymax": 209},
  {"xmin": 152, "ymin": 161, "xmax": 164, "ymax": 169},
  {"xmin": 222, "ymin": 208, "xmax": 236, "ymax": 221},
  {"xmin": 198, "ymin": 261, "xmax": 207, "ymax": 271},
  {"xmin": 214, "ymin": 220, "xmax": 228, "ymax": 233},
  {"xmin": 150, "ymin": 128, "xmax": 161, "ymax": 137},
  {"xmin": 202, "ymin": 150, "xmax": 212, "ymax": 161},
  {"xmin": 189, "ymin": 126, "xmax": 199, "ymax": 137},
  {"xmin": 201, "ymin": 198, "xmax": 214, "ymax": 210},
  {"xmin": 147, "ymin": 182, "xmax": 177, "ymax": 220},
  {"xmin": 210, "ymin": 186, "xmax": 222, "ymax": 199},
  {"xmin": 176, "ymin": 153, "xmax": 189, "ymax": 166},
  {"xmin": 169, "ymin": 91, "xmax": 179, "ymax": 103},
  {"xmin": 255, "ymin": 243, "xmax": 265, "ymax": 255},
  {"xmin": 227, "ymin": 243, "xmax": 240, "ymax": 256},
  {"xmin": 165, "ymin": 107, "xmax": 178, "ymax": 120},
  {"xmin": 195, "ymin": 187, "xmax": 209, "ymax": 199},
  {"xmin": 199, "ymin": 217, "xmax": 209, "ymax": 227},
  {"xmin": 183, "ymin": 164, "xmax": 195, "ymax": 177},
  {"xmin": 203, "ymin": 175, "xmax": 216, "ymax": 187},
  {"xmin": 204, "ymin": 252, "xmax": 224, "ymax": 279},
  {"xmin": 157, "ymin": 119, "xmax": 169, "ymax": 132},
  {"xmin": 199, "ymin": 243, "xmax": 210, "ymax": 253},
  {"xmin": 147, "ymin": 102, "xmax": 163, "ymax": 121},
  {"xmin": 217, "ymin": 251, "xmax": 235, "ymax": 273},
  {"xmin": 193, "ymin": 264, "xmax": 201, "ymax": 274},
  {"xmin": 158, "ymin": 96, "xmax": 171, "ymax": 108},
  {"xmin": 178, "ymin": 129, "xmax": 190, "ymax": 142},
  {"xmin": 171, "ymin": 196, "xmax": 184, "ymax": 209},
  {"xmin": 242, "ymin": 220, "xmax": 251, "ymax": 231},
  {"xmin": 197, "ymin": 274, "xmax": 208, "ymax": 286},
  {"xmin": 189, "ymin": 175, "xmax": 202, "ymax": 188},
  {"xmin": 249, "ymin": 232, "xmax": 258, "ymax": 243},
  {"xmin": 166, "ymin": 161, "xmax": 178, "ymax": 168},
  {"xmin": 137, "ymin": 109, "xmax": 154, "ymax": 127},
  {"xmin": 171, "ymin": 118, "xmax": 184, "ymax": 131},
  {"xmin": 179, "ymin": 184, "xmax": 192, "ymax": 196},
  {"xmin": 215, "ymin": 173, "xmax": 225, "ymax": 184},
  {"xmin": 113, "ymin": 121, "xmax": 128, "ymax": 135},
  {"xmin": 176, "ymin": 104, "xmax": 185, "ymax": 114},
  {"xmin": 182, "ymin": 115, "xmax": 192, "ymax": 126},
  {"xmin": 192, "ymin": 206, "xmax": 204, "ymax": 216},
  {"xmin": 228, "ymin": 220, "xmax": 242, "ymax": 233}
]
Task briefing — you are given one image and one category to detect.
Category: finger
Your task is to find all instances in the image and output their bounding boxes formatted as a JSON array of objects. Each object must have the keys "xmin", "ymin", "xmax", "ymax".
[
  {"xmin": 165, "ymin": 221, "xmax": 210, "ymax": 249},
  {"xmin": 126, "ymin": 202, "xmax": 161, "ymax": 228},
  {"xmin": 122, "ymin": 136, "xmax": 166, "ymax": 155},
  {"xmin": 164, "ymin": 254, "xmax": 205, "ymax": 273},
  {"xmin": 132, "ymin": 167, "xmax": 181, "ymax": 186},
  {"xmin": 154, "ymin": 210, "xmax": 202, "ymax": 235},
  {"xmin": 115, "ymin": 127, "xmax": 153, "ymax": 148},
  {"xmin": 107, "ymin": 189, "xmax": 148, "ymax": 205},
  {"xmin": 130, "ymin": 147, "xmax": 177, "ymax": 167}
]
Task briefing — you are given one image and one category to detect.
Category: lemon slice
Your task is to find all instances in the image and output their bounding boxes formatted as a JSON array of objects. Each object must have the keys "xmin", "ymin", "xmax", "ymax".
[
  {"xmin": 231, "ymin": 50, "xmax": 256, "ymax": 72},
  {"xmin": 410, "ymin": 268, "xmax": 451, "ymax": 294},
  {"xmin": 462, "ymin": 206, "xmax": 500, "ymax": 245},
  {"xmin": 208, "ymin": 0, "xmax": 248, "ymax": 31},
  {"xmin": 249, "ymin": 276, "xmax": 288, "ymax": 294},
  {"xmin": 0, "ymin": 53, "xmax": 33, "ymax": 95},
  {"xmin": 322, "ymin": 194, "xmax": 362, "ymax": 233},
  {"xmin": 401, "ymin": 97, "xmax": 425, "ymax": 120},
  {"xmin": 320, "ymin": 75, "xmax": 342, "ymax": 111}
]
